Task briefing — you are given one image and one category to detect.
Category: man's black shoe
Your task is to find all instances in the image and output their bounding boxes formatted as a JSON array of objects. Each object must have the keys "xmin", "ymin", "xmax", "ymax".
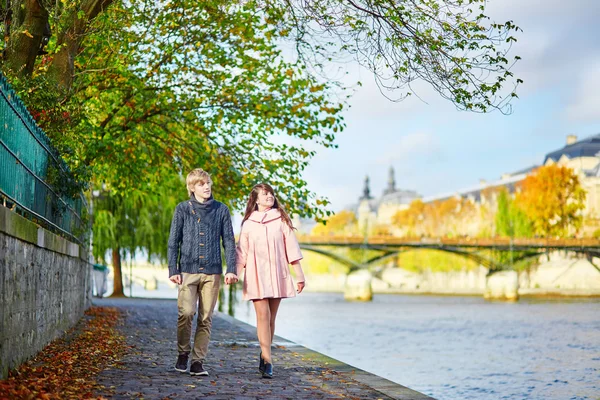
[
  {"xmin": 175, "ymin": 354, "xmax": 188, "ymax": 373},
  {"xmin": 190, "ymin": 361, "xmax": 209, "ymax": 376},
  {"xmin": 259, "ymin": 352, "xmax": 265, "ymax": 373},
  {"xmin": 262, "ymin": 362, "xmax": 273, "ymax": 379}
]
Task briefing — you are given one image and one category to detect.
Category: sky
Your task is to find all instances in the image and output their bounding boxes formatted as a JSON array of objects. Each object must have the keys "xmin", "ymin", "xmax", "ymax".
[{"xmin": 299, "ymin": 0, "xmax": 600, "ymax": 212}]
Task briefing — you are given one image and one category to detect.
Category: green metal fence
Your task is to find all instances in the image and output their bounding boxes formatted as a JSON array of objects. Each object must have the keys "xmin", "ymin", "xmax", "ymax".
[{"xmin": 0, "ymin": 72, "xmax": 87, "ymax": 244}]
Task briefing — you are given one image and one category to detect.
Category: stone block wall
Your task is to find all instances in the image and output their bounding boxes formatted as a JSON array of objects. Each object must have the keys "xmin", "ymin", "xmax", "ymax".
[{"xmin": 0, "ymin": 206, "xmax": 91, "ymax": 379}]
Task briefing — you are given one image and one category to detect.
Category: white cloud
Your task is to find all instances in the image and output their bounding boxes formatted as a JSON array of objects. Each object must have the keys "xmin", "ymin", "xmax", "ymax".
[
  {"xmin": 378, "ymin": 131, "xmax": 442, "ymax": 165},
  {"xmin": 338, "ymin": 64, "xmax": 442, "ymax": 120},
  {"xmin": 566, "ymin": 61, "xmax": 600, "ymax": 122},
  {"xmin": 486, "ymin": 0, "xmax": 600, "ymax": 96}
]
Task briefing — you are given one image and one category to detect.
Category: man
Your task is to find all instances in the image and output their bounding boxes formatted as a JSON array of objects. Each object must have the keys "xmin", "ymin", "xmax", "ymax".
[{"xmin": 168, "ymin": 168, "xmax": 238, "ymax": 376}]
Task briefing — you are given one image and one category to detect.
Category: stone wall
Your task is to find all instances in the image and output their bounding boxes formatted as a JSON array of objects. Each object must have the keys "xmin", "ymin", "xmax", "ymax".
[
  {"xmin": 519, "ymin": 252, "xmax": 600, "ymax": 295},
  {"xmin": 0, "ymin": 206, "xmax": 91, "ymax": 379},
  {"xmin": 375, "ymin": 266, "xmax": 488, "ymax": 294}
]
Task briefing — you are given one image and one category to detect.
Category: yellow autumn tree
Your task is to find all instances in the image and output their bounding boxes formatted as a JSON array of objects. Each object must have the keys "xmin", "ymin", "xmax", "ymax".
[
  {"xmin": 371, "ymin": 224, "xmax": 393, "ymax": 236},
  {"xmin": 312, "ymin": 210, "xmax": 358, "ymax": 236},
  {"xmin": 392, "ymin": 199, "xmax": 426, "ymax": 236},
  {"xmin": 393, "ymin": 196, "xmax": 481, "ymax": 238},
  {"xmin": 449, "ymin": 197, "xmax": 478, "ymax": 236},
  {"xmin": 515, "ymin": 165, "xmax": 586, "ymax": 237},
  {"xmin": 475, "ymin": 186, "xmax": 503, "ymax": 237}
]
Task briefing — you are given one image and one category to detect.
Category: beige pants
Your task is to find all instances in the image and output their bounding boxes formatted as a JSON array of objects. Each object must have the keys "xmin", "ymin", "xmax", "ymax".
[{"xmin": 177, "ymin": 272, "xmax": 221, "ymax": 362}]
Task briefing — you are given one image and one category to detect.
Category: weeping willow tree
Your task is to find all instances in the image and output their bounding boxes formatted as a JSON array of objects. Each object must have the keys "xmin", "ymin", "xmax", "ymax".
[{"xmin": 92, "ymin": 174, "xmax": 184, "ymax": 297}]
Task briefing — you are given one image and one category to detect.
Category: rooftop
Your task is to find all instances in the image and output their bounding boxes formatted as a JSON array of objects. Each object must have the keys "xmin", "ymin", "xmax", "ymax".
[{"xmin": 544, "ymin": 133, "xmax": 600, "ymax": 163}]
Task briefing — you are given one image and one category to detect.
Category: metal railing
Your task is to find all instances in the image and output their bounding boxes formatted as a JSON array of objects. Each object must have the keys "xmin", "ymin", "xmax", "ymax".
[
  {"xmin": 298, "ymin": 235, "xmax": 600, "ymax": 248},
  {"xmin": 0, "ymin": 72, "xmax": 87, "ymax": 244}
]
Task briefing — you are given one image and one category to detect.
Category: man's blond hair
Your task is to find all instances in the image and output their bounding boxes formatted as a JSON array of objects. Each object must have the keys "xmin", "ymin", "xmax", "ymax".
[{"xmin": 186, "ymin": 168, "xmax": 212, "ymax": 196}]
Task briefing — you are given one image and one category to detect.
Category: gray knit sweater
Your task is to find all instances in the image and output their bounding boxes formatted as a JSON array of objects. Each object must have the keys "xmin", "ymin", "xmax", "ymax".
[{"xmin": 167, "ymin": 195, "xmax": 236, "ymax": 277}]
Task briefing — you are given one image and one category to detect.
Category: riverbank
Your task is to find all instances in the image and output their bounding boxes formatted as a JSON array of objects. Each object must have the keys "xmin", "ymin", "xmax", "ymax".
[
  {"xmin": 93, "ymin": 297, "xmax": 434, "ymax": 399},
  {"xmin": 304, "ymin": 273, "xmax": 600, "ymax": 298},
  {"xmin": 303, "ymin": 251, "xmax": 600, "ymax": 298}
]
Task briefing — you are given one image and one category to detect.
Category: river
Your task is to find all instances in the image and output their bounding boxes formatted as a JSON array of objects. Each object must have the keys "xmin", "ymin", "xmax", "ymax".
[{"xmin": 228, "ymin": 291, "xmax": 599, "ymax": 400}]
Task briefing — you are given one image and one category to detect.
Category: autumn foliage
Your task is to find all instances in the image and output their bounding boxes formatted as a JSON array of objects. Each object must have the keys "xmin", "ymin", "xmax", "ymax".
[
  {"xmin": 312, "ymin": 210, "xmax": 358, "ymax": 236},
  {"xmin": 515, "ymin": 164, "xmax": 586, "ymax": 237},
  {"xmin": 391, "ymin": 197, "xmax": 479, "ymax": 238},
  {"xmin": 391, "ymin": 165, "xmax": 587, "ymax": 239},
  {"xmin": 0, "ymin": 307, "xmax": 126, "ymax": 400}
]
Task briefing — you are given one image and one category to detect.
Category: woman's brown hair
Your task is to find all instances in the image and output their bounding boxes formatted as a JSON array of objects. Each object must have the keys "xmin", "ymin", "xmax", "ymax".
[{"xmin": 241, "ymin": 183, "xmax": 294, "ymax": 229}]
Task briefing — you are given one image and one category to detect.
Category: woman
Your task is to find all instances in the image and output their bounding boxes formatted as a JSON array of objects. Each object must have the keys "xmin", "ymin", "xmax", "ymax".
[{"xmin": 236, "ymin": 183, "xmax": 306, "ymax": 378}]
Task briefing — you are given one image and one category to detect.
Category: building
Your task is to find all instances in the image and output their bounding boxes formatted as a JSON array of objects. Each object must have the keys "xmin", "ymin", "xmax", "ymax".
[
  {"xmin": 544, "ymin": 134, "xmax": 600, "ymax": 222},
  {"xmin": 351, "ymin": 134, "xmax": 600, "ymax": 235},
  {"xmin": 353, "ymin": 167, "xmax": 421, "ymax": 232}
]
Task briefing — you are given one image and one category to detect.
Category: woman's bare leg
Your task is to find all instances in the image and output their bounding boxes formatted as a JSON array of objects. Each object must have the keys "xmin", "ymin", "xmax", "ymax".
[
  {"xmin": 253, "ymin": 299, "xmax": 272, "ymax": 363},
  {"xmin": 268, "ymin": 298, "xmax": 282, "ymax": 344}
]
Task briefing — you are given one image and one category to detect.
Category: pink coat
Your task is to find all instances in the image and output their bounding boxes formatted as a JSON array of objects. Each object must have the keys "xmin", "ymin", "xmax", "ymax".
[{"xmin": 236, "ymin": 209, "xmax": 305, "ymax": 301}]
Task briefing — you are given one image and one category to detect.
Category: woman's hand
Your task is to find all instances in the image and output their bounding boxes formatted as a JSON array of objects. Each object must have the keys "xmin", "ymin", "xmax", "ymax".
[
  {"xmin": 297, "ymin": 281, "xmax": 305, "ymax": 294},
  {"xmin": 224, "ymin": 273, "xmax": 238, "ymax": 285}
]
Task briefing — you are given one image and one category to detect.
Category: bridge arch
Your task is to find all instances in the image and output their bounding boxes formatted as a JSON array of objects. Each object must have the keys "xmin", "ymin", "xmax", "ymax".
[
  {"xmin": 300, "ymin": 243, "xmax": 568, "ymax": 274},
  {"xmin": 299, "ymin": 244, "xmax": 510, "ymax": 274},
  {"xmin": 299, "ymin": 239, "xmax": 600, "ymax": 275}
]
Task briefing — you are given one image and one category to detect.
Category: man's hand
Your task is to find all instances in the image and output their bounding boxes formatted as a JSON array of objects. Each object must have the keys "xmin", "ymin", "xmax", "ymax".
[
  {"xmin": 297, "ymin": 281, "xmax": 305, "ymax": 294},
  {"xmin": 224, "ymin": 273, "xmax": 238, "ymax": 285},
  {"xmin": 169, "ymin": 274, "xmax": 182, "ymax": 285}
]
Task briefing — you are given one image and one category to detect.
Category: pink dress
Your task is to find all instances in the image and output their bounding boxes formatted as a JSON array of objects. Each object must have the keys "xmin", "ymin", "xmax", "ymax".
[{"xmin": 236, "ymin": 209, "xmax": 305, "ymax": 301}]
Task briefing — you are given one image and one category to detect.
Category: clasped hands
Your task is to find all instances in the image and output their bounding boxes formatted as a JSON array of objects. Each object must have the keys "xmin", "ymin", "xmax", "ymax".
[{"xmin": 224, "ymin": 273, "xmax": 238, "ymax": 285}]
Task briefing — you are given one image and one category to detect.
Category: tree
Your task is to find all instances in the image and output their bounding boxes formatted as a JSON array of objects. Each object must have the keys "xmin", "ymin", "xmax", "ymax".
[
  {"xmin": 1, "ymin": 0, "xmax": 523, "ymax": 219},
  {"xmin": 2, "ymin": 0, "xmax": 522, "ymax": 108},
  {"xmin": 392, "ymin": 199, "xmax": 425, "ymax": 236},
  {"xmin": 3, "ymin": 1, "xmax": 348, "ymax": 291},
  {"xmin": 1, "ymin": 0, "xmax": 524, "ymax": 282},
  {"xmin": 2, "ymin": 0, "xmax": 345, "ymax": 219},
  {"xmin": 515, "ymin": 165, "xmax": 586, "ymax": 237},
  {"xmin": 393, "ymin": 197, "xmax": 479, "ymax": 237},
  {"xmin": 92, "ymin": 174, "xmax": 183, "ymax": 296},
  {"xmin": 260, "ymin": 0, "xmax": 522, "ymax": 113},
  {"xmin": 92, "ymin": 192, "xmax": 133, "ymax": 297},
  {"xmin": 370, "ymin": 224, "xmax": 392, "ymax": 236},
  {"xmin": 1, "ymin": 1, "xmax": 111, "ymax": 86},
  {"xmin": 312, "ymin": 210, "xmax": 358, "ymax": 235},
  {"xmin": 495, "ymin": 188, "xmax": 533, "ymax": 238}
]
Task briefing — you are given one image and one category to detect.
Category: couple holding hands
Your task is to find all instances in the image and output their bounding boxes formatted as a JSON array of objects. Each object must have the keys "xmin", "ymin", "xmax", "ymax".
[{"xmin": 167, "ymin": 168, "xmax": 306, "ymax": 379}]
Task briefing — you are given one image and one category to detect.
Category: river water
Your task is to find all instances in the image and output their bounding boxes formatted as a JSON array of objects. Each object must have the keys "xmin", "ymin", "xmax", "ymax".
[
  {"xmin": 105, "ymin": 280, "xmax": 600, "ymax": 399},
  {"xmin": 229, "ymin": 292, "xmax": 600, "ymax": 400}
]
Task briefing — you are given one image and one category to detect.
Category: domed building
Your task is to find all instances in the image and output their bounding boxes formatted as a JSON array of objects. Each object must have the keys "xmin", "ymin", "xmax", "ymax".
[
  {"xmin": 349, "ymin": 133, "xmax": 600, "ymax": 236},
  {"xmin": 354, "ymin": 167, "xmax": 421, "ymax": 233}
]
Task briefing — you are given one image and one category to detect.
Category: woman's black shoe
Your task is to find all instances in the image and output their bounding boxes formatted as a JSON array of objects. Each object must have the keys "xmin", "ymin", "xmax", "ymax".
[
  {"xmin": 262, "ymin": 362, "xmax": 273, "ymax": 379},
  {"xmin": 259, "ymin": 352, "xmax": 265, "ymax": 373}
]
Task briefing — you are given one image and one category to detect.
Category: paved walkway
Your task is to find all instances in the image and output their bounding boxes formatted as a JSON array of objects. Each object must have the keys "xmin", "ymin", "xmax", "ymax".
[{"xmin": 94, "ymin": 298, "xmax": 433, "ymax": 400}]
